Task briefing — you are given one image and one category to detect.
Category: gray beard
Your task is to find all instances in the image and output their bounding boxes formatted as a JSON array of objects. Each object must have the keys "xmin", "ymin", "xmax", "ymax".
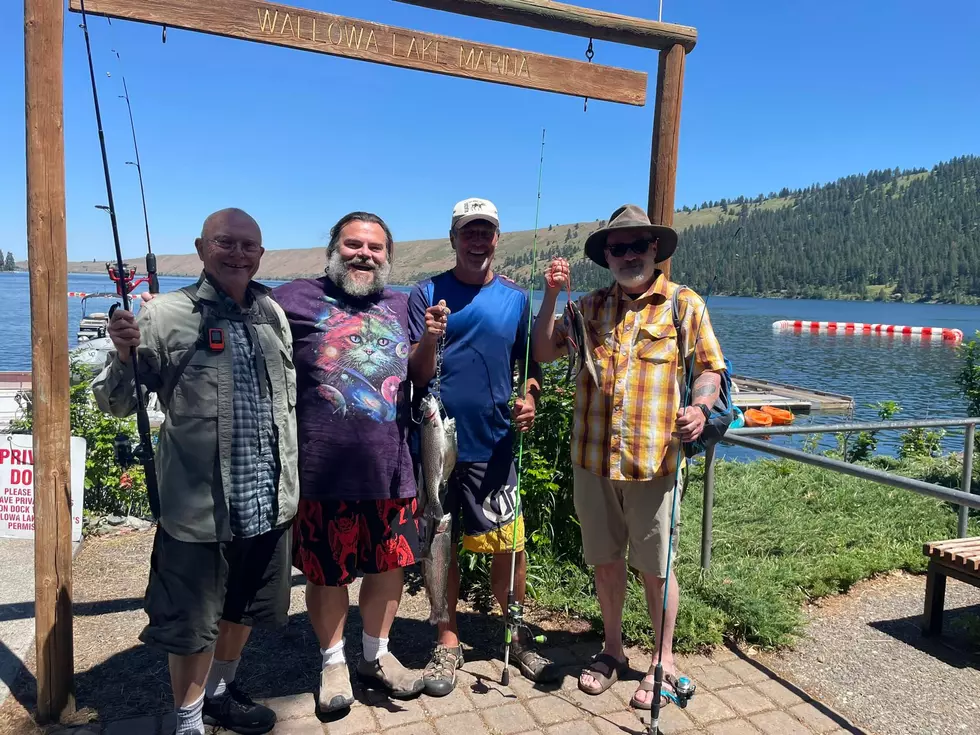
[
  {"xmin": 325, "ymin": 249, "xmax": 390, "ymax": 297},
  {"xmin": 612, "ymin": 260, "xmax": 656, "ymax": 290}
]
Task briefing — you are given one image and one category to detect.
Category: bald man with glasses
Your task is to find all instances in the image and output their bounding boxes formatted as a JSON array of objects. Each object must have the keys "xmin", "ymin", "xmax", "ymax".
[{"xmin": 93, "ymin": 208, "xmax": 298, "ymax": 735}]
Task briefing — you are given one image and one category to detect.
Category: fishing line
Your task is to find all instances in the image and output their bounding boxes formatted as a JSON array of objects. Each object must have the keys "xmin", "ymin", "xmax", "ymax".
[
  {"xmin": 501, "ymin": 128, "xmax": 546, "ymax": 687},
  {"xmin": 648, "ymin": 225, "xmax": 740, "ymax": 735},
  {"xmin": 78, "ymin": 0, "xmax": 161, "ymax": 518}
]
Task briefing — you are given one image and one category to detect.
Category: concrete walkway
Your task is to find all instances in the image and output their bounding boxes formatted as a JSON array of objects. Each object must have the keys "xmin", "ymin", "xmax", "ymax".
[
  {"xmin": 49, "ymin": 644, "xmax": 863, "ymax": 735},
  {"xmin": 0, "ymin": 538, "xmax": 80, "ymax": 711}
]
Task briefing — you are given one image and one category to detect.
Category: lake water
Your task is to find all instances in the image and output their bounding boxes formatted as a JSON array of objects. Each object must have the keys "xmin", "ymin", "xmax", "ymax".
[{"xmin": 2, "ymin": 271, "xmax": 979, "ymax": 460}]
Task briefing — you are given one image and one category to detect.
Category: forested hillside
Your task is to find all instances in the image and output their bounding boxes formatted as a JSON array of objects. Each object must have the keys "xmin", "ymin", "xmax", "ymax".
[{"xmin": 500, "ymin": 155, "xmax": 980, "ymax": 302}]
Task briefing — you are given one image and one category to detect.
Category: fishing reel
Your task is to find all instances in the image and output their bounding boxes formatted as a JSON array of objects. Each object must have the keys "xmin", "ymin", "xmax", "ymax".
[
  {"xmin": 500, "ymin": 596, "xmax": 547, "ymax": 686},
  {"xmin": 113, "ymin": 432, "xmax": 154, "ymax": 469},
  {"xmin": 666, "ymin": 676, "xmax": 696, "ymax": 708}
]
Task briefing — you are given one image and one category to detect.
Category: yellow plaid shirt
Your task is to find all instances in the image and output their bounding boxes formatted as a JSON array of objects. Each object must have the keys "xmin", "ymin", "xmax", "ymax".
[{"xmin": 557, "ymin": 271, "xmax": 726, "ymax": 481}]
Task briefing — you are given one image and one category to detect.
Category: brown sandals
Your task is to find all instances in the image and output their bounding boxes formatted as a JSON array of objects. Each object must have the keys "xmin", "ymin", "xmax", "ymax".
[
  {"xmin": 578, "ymin": 653, "xmax": 629, "ymax": 695},
  {"xmin": 630, "ymin": 669, "xmax": 683, "ymax": 710}
]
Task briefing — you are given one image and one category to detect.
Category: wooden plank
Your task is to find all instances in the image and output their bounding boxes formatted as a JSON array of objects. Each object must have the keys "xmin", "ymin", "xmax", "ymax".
[
  {"xmin": 394, "ymin": 0, "xmax": 698, "ymax": 52},
  {"xmin": 647, "ymin": 43, "xmax": 685, "ymax": 281},
  {"xmin": 25, "ymin": 0, "xmax": 75, "ymax": 723},
  {"xmin": 68, "ymin": 0, "xmax": 647, "ymax": 106},
  {"xmin": 926, "ymin": 536, "xmax": 980, "ymax": 556}
]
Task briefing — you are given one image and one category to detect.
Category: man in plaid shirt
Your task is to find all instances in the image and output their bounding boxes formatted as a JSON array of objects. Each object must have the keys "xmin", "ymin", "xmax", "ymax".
[{"xmin": 531, "ymin": 204, "xmax": 726, "ymax": 712}]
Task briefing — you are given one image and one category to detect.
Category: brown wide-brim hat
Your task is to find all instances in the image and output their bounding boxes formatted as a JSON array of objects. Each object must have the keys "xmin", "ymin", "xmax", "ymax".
[{"xmin": 584, "ymin": 204, "xmax": 679, "ymax": 268}]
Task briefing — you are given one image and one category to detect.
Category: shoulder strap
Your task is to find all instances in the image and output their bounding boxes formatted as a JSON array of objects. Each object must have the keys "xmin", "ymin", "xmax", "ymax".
[
  {"xmin": 670, "ymin": 283, "xmax": 693, "ymax": 390},
  {"xmin": 159, "ymin": 286, "xmax": 207, "ymax": 406}
]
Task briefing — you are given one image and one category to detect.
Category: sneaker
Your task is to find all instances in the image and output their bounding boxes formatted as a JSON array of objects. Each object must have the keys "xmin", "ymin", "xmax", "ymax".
[
  {"xmin": 202, "ymin": 681, "xmax": 277, "ymax": 735},
  {"xmin": 509, "ymin": 637, "xmax": 560, "ymax": 683},
  {"xmin": 422, "ymin": 643, "xmax": 464, "ymax": 697}
]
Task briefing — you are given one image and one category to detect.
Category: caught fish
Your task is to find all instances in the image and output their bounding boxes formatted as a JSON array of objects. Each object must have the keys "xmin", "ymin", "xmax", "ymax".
[
  {"xmin": 418, "ymin": 393, "xmax": 458, "ymax": 625},
  {"xmin": 562, "ymin": 300, "xmax": 599, "ymax": 386}
]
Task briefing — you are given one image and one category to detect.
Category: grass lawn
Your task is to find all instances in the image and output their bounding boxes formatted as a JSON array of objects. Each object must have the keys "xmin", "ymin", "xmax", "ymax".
[{"xmin": 529, "ymin": 455, "xmax": 977, "ymax": 653}]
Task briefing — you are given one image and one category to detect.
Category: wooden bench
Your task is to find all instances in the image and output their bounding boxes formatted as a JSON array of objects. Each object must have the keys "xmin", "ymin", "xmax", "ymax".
[{"xmin": 922, "ymin": 537, "xmax": 980, "ymax": 636}]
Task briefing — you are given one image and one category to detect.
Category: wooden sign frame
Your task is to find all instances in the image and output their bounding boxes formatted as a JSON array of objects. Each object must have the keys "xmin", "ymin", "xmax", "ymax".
[
  {"xmin": 68, "ymin": 0, "xmax": 647, "ymax": 106},
  {"xmin": 25, "ymin": 0, "xmax": 695, "ymax": 723}
]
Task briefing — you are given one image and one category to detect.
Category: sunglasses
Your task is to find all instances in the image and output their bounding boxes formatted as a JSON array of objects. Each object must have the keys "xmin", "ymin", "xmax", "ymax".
[{"xmin": 605, "ymin": 239, "xmax": 655, "ymax": 259}]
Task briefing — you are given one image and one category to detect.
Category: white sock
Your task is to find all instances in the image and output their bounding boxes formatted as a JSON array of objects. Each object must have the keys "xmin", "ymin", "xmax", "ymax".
[
  {"xmin": 362, "ymin": 632, "xmax": 389, "ymax": 662},
  {"xmin": 205, "ymin": 657, "xmax": 240, "ymax": 698},
  {"xmin": 321, "ymin": 638, "xmax": 346, "ymax": 668},
  {"xmin": 175, "ymin": 692, "xmax": 205, "ymax": 735}
]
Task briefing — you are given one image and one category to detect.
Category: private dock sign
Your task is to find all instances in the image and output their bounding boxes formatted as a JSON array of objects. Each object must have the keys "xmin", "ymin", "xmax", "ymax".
[{"xmin": 0, "ymin": 435, "xmax": 85, "ymax": 542}]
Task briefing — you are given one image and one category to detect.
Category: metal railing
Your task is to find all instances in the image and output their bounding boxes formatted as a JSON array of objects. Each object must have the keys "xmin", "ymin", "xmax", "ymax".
[{"xmin": 699, "ymin": 418, "xmax": 980, "ymax": 570}]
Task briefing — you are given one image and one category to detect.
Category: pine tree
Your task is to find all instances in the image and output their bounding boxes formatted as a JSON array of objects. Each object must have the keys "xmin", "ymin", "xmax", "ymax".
[{"xmin": 3, "ymin": 252, "xmax": 13, "ymax": 272}]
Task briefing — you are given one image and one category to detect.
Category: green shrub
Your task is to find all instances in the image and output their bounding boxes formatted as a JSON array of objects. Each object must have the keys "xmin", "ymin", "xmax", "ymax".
[{"xmin": 9, "ymin": 362, "xmax": 150, "ymax": 518}]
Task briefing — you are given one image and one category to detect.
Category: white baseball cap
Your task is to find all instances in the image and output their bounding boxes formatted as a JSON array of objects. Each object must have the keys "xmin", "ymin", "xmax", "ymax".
[{"xmin": 451, "ymin": 197, "xmax": 499, "ymax": 231}]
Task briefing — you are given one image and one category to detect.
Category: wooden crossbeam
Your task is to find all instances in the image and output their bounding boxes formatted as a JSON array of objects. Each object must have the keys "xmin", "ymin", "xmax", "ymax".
[
  {"xmin": 68, "ymin": 0, "xmax": 647, "ymax": 106},
  {"xmin": 395, "ymin": 0, "xmax": 697, "ymax": 51}
]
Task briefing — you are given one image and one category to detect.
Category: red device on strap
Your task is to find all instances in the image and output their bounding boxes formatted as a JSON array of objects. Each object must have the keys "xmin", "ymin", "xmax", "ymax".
[{"xmin": 208, "ymin": 328, "xmax": 225, "ymax": 352}]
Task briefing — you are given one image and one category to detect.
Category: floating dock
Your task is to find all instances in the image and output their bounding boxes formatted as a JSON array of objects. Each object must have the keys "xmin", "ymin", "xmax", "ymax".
[
  {"xmin": 731, "ymin": 374, "xmax": 853, "ymax": 415},
  {"xmin": 773, "ymin": 319, "xmax": 963, "ymax": 343}
]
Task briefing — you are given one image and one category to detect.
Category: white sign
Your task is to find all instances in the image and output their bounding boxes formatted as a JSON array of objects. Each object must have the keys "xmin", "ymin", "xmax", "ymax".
[{"xmin": 0, "ymin": 434, "xmax": 86, "ymax": 542}]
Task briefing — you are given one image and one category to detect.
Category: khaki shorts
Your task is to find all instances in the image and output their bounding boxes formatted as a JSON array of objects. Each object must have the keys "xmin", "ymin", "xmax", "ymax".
[{"xmin": 572, "ymin": 465, "xmax": 680, "ymax": 577}]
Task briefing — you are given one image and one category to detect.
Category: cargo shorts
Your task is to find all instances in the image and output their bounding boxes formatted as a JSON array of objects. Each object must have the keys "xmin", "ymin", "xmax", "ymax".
[
  {"xmin": 572, "ymin": 465, "xmax": 680, "ymax": 577},
  {"xmin": 140, "ymin": 524, "xmax": 292, "ymax": 656}
]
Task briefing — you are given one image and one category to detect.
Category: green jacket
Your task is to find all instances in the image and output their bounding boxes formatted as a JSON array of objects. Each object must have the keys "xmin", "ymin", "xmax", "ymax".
[{"xmin": 91, "ymin": 276, "xmax": 299, "ymax": 543}]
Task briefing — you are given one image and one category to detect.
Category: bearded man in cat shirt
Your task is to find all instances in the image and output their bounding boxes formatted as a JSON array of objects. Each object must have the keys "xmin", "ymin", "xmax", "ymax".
[{"xmin": 273, "ymin": 212, "xmax": 446, "ymax": 714}]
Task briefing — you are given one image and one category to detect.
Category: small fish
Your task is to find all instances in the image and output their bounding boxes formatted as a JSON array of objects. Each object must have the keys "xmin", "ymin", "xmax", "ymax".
[
  {"xmin": 562, "ymin": 300, "xmax": 599, "ymax": 386},
  {"xmin": 418, "ymin": 393, "xmax": 458, "ymax": 625}
]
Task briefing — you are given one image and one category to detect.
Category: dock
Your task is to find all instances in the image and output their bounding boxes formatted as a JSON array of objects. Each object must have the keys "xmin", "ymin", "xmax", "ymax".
[
  {"xmin": 0, "ymin": 372, "xmax": 31, "ymax": 431},
  {"xmin": 731, "ymin": 374, "xmax": 854, "ymax": 414}
]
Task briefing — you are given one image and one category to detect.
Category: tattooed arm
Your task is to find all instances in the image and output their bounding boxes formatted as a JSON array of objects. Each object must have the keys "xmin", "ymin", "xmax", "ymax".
[
  {"xmin": 675, "ymin": 370, "xmax": 722, "ymax": 442},
  {"xmin": 692, "ymin": 371, "xmax": 721, "ymax": 411}
]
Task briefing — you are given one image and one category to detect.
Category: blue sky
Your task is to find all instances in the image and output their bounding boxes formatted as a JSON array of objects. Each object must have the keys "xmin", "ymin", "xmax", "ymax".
[{"xmin": 1, "ymin": 0, "xmax": 978, "ymax": 262}]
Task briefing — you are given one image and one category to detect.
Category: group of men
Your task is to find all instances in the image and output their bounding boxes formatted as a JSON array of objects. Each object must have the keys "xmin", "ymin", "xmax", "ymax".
[{"xmin": 93, "ymin": 197, "xmax": 725, "ymax": 735}]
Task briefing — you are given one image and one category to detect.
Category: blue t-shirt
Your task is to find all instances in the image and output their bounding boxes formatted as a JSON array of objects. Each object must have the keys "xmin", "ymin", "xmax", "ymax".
[
  {"xmin": 408, "ymin": 270, "xmax": 531, "ymax": 463},
  {"xmin": 272, "ymin": 277, "xmax": 416, "ymax": 502}
]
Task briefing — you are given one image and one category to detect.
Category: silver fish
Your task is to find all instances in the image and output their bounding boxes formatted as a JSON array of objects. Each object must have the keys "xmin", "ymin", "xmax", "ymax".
[
  {"xmin": 418, "ymin": 393, "xmax": 458, "ymax": 625},
  {"xmin": 562, "ymin": 300, "xmax": 599, "ymax": 386}
]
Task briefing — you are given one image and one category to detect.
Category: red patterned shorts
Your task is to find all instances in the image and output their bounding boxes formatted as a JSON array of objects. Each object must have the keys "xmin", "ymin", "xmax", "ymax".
[{"xmin": 291, "ymin": 498, "xmax": 420, "ymax": 587}]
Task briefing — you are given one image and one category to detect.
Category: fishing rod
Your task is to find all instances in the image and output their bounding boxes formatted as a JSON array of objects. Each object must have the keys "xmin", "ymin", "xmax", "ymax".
[
  {"xmin": 648, "ymin": 225, "xmax": 740, "ymax": 735},
  {"xmin": 108, "ymin": 19, "xmax": 159, "ymax": 296},
  {"xmin": 78, "ymin": 0, "xmax": 160, "ymax": 518},
  {"xmin": 501, "ymin": 128, "xmax": 547, "ymax": 687}
]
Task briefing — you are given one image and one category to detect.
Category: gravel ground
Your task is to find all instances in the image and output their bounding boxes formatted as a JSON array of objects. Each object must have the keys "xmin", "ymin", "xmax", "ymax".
[
  {"xmin": 758, "ymin": 570, "xmax": 980, "ymax": 735},
  {"xmin": 0, "ymin": 526, "xmax": 592, "ymax": 734}
]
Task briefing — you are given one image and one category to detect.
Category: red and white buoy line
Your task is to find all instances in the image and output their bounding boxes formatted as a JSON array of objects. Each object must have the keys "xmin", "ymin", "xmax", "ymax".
[
  {"xmin": 773, "ymin": 320, "xmax": 964, "ymax": 343},
  {"xmin": 67, "ymin": 291, "xmax": 88, "ymax": 297}
]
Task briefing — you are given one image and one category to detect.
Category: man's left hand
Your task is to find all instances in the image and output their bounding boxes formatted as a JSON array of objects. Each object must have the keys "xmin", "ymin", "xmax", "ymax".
[
  {"xmin": 675, "ymin": 406, "xmax": 707, "ymax": 443},
  {"xmin": 513, "ymin": 393, "xmax": 536, "ymax": 433}
]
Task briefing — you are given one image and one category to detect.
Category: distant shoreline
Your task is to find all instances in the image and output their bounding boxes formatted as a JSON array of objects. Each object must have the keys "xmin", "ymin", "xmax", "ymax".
[{"xmin": 3, "ymin": 270, "xmax": 978, "ymax": 306}]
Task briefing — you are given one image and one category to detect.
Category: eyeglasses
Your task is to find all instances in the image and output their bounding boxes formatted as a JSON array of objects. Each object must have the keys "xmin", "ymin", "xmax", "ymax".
[
  {"xmin": 209, "ymin": 236, "xmax": 261, "ymax": 254},
  {"xmin": 605, "ymin": 239, "xmax": 655, "ymax": 258}
]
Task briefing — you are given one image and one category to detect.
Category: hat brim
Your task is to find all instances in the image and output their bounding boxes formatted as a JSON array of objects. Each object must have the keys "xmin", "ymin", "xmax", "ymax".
[
  {"xmin": 584, "ymin": 224, "xmax": 678, "ymax": 268},
  {"xmin": 452, "ymin": 214, "xmax": 499, "ymax": 231}
]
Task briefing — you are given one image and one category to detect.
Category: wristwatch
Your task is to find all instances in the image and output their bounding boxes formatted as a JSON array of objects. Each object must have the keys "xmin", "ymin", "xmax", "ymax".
[{"xmin": 695, "ymin": 404, "xmax": 711, "ymax": 422}]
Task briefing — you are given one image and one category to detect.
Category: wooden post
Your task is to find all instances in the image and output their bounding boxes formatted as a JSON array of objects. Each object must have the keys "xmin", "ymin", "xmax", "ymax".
[
  {"xmin": 648, "ymin": 43, "xmax": 686, "ymax": 280},
  {"xmin": 25, "ymin": 0, "xmax": 75, "ymax": 723}
]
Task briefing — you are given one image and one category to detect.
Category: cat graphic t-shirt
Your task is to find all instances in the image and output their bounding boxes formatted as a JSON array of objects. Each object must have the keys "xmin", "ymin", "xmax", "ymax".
[{"xmin": 272, "ymin": 276, "xmax": 416, "ymax": 502}]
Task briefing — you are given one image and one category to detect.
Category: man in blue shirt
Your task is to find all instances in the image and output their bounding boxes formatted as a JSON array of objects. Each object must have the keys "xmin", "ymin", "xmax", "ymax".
[{"xmin": 408, "ymin": 197, "xmax": 558, "ymax": 696}]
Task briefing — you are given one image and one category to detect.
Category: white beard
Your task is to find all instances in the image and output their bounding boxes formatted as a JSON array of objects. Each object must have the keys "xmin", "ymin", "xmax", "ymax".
[{"xmin": 326, "ymin": 249, "xmax": 391, "ymax": 297}]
